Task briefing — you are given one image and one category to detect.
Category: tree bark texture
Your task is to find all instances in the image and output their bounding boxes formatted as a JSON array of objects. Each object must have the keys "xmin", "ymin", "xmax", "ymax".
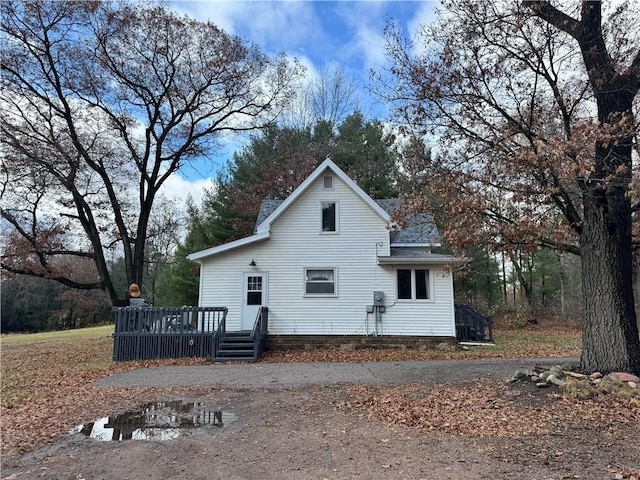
[
  {"xmin": 580, "ymin": 193, "xmax": 640, "ymax": 374},
  {"xmin": 579, "ymin": 95, "xmax": 639, "ymax": 374}
]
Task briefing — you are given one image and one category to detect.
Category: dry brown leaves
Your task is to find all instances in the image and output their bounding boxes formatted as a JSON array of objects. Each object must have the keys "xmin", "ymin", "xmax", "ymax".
[
  {"xmin": 262, "ymin": 348, "xmax": 468, "ymax": 363},
  {"xmin": 0, "ymin": 335, "xmax": 210, "ymax": 458},
  {"xmin": 262, "ymin": 323, "xmax": 582, "ymax": 363},
  {"xmin": 341, "ymin": 383, "xmax": 550, "ymax": 438},
  {"xmin": 341, "ymin": 382, "xmax": 640, "ymax": 441}
]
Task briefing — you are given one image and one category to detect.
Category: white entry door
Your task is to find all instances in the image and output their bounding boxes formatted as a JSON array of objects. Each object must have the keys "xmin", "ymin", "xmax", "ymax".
[{"xmin": 241, "ymin": 272, "xmax": 267, "ymax": 330}]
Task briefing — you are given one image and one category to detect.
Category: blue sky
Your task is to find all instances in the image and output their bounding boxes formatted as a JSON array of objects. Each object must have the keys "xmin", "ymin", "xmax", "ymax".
[{"xmin": 162, "ymin": 1, "xmax": 437, "ymax": 204}]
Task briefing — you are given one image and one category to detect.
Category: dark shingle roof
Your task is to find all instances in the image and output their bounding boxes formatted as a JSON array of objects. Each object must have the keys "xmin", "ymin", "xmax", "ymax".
[
  {"xmin": 375, "ymin": 199, "xmax": 440, "ymax": 246},
  {"xmin": 254, "ymin": 198, "xmax": 439, "ymax": 245},
  {"xmin": 254, "ymin": 199, "xmax": 284, "ymax": 233}
]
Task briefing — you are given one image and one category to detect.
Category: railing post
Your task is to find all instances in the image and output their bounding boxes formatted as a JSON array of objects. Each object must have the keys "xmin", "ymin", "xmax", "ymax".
[{"xmin": 261, "ymin": 307, "xmax": 268, "ymax": 334}]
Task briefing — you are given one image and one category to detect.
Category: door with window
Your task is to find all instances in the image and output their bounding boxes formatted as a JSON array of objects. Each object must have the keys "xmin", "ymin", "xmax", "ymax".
[{"xmin": 242, "ymin": 273, "xmax": 267, "ymax": 330}]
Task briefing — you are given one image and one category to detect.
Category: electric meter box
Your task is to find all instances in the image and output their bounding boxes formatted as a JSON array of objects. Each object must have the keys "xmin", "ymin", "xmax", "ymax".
[{"xmin": 373, "ymin": 291, "xmax": 385, "ymax": 306}]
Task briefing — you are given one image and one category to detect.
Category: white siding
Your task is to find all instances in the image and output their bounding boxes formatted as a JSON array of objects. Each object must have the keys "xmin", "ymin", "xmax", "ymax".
[{"xmin": 197, "ymin": 173, "xmax": 455, "ymax": 336}]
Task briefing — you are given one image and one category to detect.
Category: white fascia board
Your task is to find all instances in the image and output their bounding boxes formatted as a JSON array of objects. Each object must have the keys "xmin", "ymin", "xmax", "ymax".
[
  {"xmin": 256, "ymin": 158, "xmax": 390, "ymax": 234},
  {"xmin": 377, "ymin": 255, "xmax": 466, "ymax": 265},
  {"xmin": 390, "ymin": 242, "xmax": 442, "ymax": 247},
  {"xmin": 187, "ymin": 232, "xmax": 270, "ymax": 262}
]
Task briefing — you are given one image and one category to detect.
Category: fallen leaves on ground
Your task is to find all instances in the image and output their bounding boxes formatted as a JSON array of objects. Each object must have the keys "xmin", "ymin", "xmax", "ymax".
[
  {"xmin": 0, "ymin": 335, "xmax": 210, "ymax": 458},
  {"xmin": 341, "ymin": 383, "xmax": 550, "ymax": 438},
  {"xmin": 0, "ymin": 322, "xmax": 585, "ymax": 460},
  {"xmin": 340, "ymin": 381, "xmax": 640, "ymax": 440}
]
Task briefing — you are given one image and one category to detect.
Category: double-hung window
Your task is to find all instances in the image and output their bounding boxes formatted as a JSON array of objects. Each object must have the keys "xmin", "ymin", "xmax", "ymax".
[
  {"xmin": 305, "ymin": 268, "xmax": 337, "ymax": 296},
  {"xmin": 321, "ymin": 201, "xmax": 338, "ymax": 233},
  {"xmin": 397, "ymin": 268, "xmax": 431, "ymax": 300}
]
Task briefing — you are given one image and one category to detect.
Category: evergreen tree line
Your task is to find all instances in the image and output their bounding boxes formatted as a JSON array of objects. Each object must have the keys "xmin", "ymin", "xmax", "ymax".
[{"xmin": 1, "ymin": 112, "xmax": 583, "ymax": 332}]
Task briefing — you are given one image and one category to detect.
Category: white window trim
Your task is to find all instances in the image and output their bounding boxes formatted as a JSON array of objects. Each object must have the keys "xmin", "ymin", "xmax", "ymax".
[
  {"xmin": 320, "ymin": 200, "xmax": 339, "ymax": 234},
  {"xmin": 395, "ymin": 267, "xmax": 434, "ymax": 302},
  {"xmin": 303, "ymin": 267, "xmax": 338, "ymax": 297},
  {"xmin": 323, "ymin": 174, "xmax": 334, "ymax": 189},
  {"xmin": 243, "ymin": 272, "xmax": 269, "ymax": 306}
]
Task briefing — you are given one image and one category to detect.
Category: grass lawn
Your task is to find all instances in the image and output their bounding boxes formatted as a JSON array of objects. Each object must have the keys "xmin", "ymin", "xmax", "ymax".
[
  {"xmin": 1, "ymin": 325, "xmax": 114, "ymax": 345},
  {"xmin": 1, "ymin": 321, "xmax": 582, "ymax": 408}
]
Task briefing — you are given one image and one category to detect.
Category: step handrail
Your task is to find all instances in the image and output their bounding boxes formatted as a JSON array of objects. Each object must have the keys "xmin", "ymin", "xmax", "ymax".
[
  {"xmin": 212, "ymin": 312, "xmax": 227, "ymax": 361},
  {"xmin": 251, "ymin": 306, "xmax": 269, "ymax": 360}
]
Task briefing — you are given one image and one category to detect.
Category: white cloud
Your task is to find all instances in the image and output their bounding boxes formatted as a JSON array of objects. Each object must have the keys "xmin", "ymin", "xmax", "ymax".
[
  {"xmin": 159, "ymin": 173, "xmax": 214, "ymax": 209},
  {"xmin": 353, "ymin": 23, "xmax": 388, "ymax": 71},
  {"xmin": 332, "ymin": 2, "xmax": 387, "ymax": 71},
  {"xmin": 407, "ymin": 1, "xmax": 438, "ymax": 41},
  {"xmin": 174, "ymin": 1, "xmax": 318, "ymax": 57},
  {"xmin": 171, "ymin": 1, "xmax": 241, "ymax": 34}
]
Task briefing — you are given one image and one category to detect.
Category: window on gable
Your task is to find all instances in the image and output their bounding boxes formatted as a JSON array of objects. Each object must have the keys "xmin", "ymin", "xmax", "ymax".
[
  {"xmin": 321, "ymin": 201, "xmax": 337, "ymax": 232},
  {"xmin": 323, "ymin": 175, "xmax": 333, "ymax": 189},
  {"xmin": 305, "ymin": 268, "xmax": 337, "ymax": 295},
  {"xmin": 397, "ymin": 268, "xmax": 431, "ymax": 300}
]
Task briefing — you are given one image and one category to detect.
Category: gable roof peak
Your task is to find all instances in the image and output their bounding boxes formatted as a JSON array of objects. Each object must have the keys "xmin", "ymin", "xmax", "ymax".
[{"xmin": 254, "ymin": 158, "xmax": 389, "ymax": 234}]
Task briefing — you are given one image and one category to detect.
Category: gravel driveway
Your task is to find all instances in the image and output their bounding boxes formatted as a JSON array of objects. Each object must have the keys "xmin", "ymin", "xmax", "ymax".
[{"xmin": 94, "ymin": 357, "xmax": 579, "ymax": 389}]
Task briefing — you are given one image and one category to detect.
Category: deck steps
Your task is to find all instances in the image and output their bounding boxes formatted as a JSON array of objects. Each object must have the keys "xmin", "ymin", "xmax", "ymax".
[{"xmin": 214, "ymin": 330, "xmax": 258, "ymax": 362}]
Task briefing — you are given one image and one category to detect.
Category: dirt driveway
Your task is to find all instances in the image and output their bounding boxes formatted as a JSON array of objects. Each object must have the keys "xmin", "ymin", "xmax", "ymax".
[{"xmin": 2, "ymin": 358, "xmax": 639, "ymax": 480}]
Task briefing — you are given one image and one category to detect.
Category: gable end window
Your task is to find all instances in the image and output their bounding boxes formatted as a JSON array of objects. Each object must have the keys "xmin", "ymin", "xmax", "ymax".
[
  {"xmin": 323, "ymin": 174, "xmax": 333, "ymax": 189},
  {"xmin": 321, "ymin": 201, "xmax": 338, "ymax": 232},
  {"xmin": 305, "ymin": 268, "xmax": 337, "ymax": 296},
  {"xmin": 397, "ymin": 268, "xmax": 431, "ymax": 300}
]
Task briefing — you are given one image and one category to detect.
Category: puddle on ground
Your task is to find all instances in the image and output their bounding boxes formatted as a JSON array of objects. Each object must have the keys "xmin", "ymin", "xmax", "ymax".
[{"xmin": 70, "ymin": 400, "xmax": 237, "ymax": 441}]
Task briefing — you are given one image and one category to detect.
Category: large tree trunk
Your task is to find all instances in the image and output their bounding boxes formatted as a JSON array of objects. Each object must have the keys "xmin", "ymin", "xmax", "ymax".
[
  {"xmin": 579, "ymin": 117, "xmax": 640, "ymax": 374},
  {"xmin": 581, "ymin": 195, "xmax": 640, "ymax": 373},
  {"xmin": 634, "ymin": 260, "xmax": 640, "ymax": 324}
]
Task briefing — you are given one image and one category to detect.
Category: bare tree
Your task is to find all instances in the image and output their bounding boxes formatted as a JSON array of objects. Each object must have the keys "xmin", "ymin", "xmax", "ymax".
[
  {"xmin": 1, "ymin": 0, "xmax": 303, "ymax": 304},
  {"xmin": 377, "ymin": 0, "xmax": 640, "ymax": 373},
  {"xmin": 144, "ymin": 195, "xmax": 186, "ymax": 305},
  {"xmin": 283, "ymin": 66, "xmax": 363, "ymax": 129}
]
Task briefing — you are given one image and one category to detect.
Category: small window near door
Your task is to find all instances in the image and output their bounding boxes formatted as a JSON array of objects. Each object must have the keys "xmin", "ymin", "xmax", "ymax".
[
  {"xmin": 246, "ymin": 275, "xmax": 263, "ymax": 305},
  {"xmin": 305, "ymin": 268, "xmax": 337, "ymax": 295},
  {"xmin": 396, "ymin": 268, "xmax": 431, "ymax": 301},
  {"xmin": 321, "ymin": 201, "xmax": 337, "ymax": 232}
]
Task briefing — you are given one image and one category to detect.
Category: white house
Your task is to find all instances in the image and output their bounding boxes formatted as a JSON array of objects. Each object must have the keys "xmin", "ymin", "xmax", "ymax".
[{"xmin": 187, "ymin": 159, "xmax": 458, "ymax": 348}]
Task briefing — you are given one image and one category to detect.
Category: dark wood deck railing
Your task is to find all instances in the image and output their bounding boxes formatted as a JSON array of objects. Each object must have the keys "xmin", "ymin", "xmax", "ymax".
[
  {"xmin": 454, "ymin": 304, "xmax": 494, "ymax": 343},
  {"xmin": 112, "ymin": 306, "xmax": 228, "ymax": 361}
]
